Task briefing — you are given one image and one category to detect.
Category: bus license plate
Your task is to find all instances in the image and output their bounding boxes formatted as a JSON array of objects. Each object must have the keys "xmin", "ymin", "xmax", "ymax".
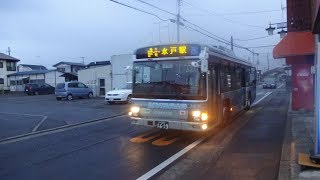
[{"xmin": 156, "ymin": 121, "xmax": 169, "ymax": 129}]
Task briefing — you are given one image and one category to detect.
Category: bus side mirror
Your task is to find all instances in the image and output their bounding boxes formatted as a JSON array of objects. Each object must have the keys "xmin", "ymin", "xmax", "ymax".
[
  {"xmin": 200, "ymin": 47, "xmax": 208, "ymax": 73},
  {"xmin": 201, "ymin": 59, "xmax": 208, "ymax": 72}
]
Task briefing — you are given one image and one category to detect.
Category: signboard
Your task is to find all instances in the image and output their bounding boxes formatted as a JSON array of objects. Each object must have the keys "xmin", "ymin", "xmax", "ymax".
[
  {"xmin": 316, "ymin": 41, "xmax": 320, "ymax": 156},
  {"xmin": 135, "ymin": 44, "xmax": 201, "ymax": 59}
]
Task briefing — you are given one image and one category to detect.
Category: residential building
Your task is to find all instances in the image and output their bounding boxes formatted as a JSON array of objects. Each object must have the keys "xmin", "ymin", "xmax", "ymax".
[
  {"xmin": 273, "ymin": 0, "xmax": 314, "ymax": 111},
  {"xmin": 53, "ymin": 61, "xmax": 86, "ymax": 81},
  {"xmin": 17, "ymin": 64, "xmax": 47, "ymax": 72},
  {"xmin": 0, "ymin": 53, "xmax": 20, "ymax": 91},
  {"xmin": 78, "ymin": 62, "xmax": 112, "ymax": 97},
  {"xmin": 110, "ymin": 54, "xmax": 133, "ymax": 89},
  {"xmin": 7, "ymin": 70, "xmax": 65, "ymax": 91}
]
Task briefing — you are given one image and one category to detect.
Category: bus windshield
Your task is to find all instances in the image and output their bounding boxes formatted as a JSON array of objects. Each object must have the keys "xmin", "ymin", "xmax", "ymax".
[{"xmin": 133, "ymin": 59, "xmax": 207, "ymax": 100}]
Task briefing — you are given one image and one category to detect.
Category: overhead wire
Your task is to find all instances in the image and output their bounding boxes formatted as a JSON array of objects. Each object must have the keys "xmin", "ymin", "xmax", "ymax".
[
  {"xmin": 234, "ymin": 35, "xmax": 275, "ymax": 42},
  {"xmin": 182, "ymin": 0, "xmax": 265, "ymax": 28},
  {"xmin": 110, "ymin": 0, "xmax": 167, "ymax": 21},
  {"xmin": 246, "ymin": 45, "xmax": 276, "ymax": 48},
  {"xmin": 219, "ymin": 10, "xmax": 281, "ymax": 16},
  {"xmin": 134, "ymin": 0, "xmax": 176, "ymax": 16},
  {"xmin": 111, "ymin": 0, "xmax": 258, "ymax": 55}
]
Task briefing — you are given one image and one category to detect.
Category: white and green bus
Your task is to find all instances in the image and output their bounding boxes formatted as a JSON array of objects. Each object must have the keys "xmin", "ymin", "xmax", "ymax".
[{"xmin": 129, "ymin": 44, "xmax": 256, "ymax": 131}]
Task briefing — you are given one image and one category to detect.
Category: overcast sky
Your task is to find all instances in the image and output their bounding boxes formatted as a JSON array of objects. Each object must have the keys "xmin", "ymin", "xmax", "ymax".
[{"xmin": 0, "ymin": 0, "xmax": 286, "ymax": 70}]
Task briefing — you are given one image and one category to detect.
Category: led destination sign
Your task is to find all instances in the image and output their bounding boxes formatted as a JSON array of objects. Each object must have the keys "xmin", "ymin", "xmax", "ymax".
[{"xmin": 136, "ymin": 44, "xmax": 201, "ymax": 59}]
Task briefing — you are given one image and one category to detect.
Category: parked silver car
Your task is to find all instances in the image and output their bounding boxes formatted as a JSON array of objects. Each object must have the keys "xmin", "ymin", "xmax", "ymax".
[{"xmin": 55, "ymin": 82, "xmax": 93, "ymax": 101}]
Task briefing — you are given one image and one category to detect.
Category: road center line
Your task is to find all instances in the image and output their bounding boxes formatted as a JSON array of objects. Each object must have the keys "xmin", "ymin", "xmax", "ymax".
[{"xmin": 136, "ymin": 91, "xmax": 274, "ymax": 180}]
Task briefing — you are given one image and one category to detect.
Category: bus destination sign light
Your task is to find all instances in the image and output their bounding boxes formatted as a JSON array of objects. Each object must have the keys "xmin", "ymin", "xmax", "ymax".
[{"xmin": 135, "ymin": 44, "xmax": 201, "ymax": 59}]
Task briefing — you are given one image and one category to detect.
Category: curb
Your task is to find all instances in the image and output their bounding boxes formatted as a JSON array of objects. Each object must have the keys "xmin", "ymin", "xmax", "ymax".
[{"xmin": 278, "ymin": 93, "xmax": 292, "ymax": 180}]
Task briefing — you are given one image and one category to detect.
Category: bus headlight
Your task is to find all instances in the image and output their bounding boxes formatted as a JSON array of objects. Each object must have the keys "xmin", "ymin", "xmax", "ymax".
[
  {"xmin": 191, "ymin": 110, "xmax": 208, "ymax": 122},
  {"xmin": 131, "ymin": 106, "xmax": 140, "ymax": 113},
  {"xmin": 192, "ymin": 111, "xmax": 201, "ymax": 117},
  {"xmin": 201, "ymin": 124, "xmax": 208, "ymax": 130},
  {"xmin": 201, "ymin": 113, "xmax": 208, "ymax": 121},
  {"xmin": 129, "ymin": 106, "xmax": 140, "ymax": 116}
]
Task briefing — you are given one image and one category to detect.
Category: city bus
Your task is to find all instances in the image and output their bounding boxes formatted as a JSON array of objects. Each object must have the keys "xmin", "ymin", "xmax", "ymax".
[{"xmin": 129, "ymin": 44, "xmax": 256, "ymax": 131}]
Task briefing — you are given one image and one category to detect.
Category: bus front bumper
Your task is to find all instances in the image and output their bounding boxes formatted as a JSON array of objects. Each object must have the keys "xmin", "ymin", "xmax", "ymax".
[{"xmin": 131, "ymin": 118, "xmax": 208, "ymax": 132}]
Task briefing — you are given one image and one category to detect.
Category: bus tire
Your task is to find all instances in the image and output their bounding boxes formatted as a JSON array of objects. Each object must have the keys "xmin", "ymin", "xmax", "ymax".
[
  {"xmin": 222, "ymin": 99, "xmax": 231, "ymax": 125},
  {"xmin": 245, "ymin": 93, "xmax": 251, "ymax": 110}
]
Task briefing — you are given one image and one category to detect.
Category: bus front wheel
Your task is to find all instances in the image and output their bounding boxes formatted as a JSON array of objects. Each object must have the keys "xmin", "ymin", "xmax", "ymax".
[
  {"xmin": 245, "ymin": 94, "xmax": 251, "ymax": 110},
  {"xmin": 222, "ymin": 107, "xmax": 231, "ymax": 125}
]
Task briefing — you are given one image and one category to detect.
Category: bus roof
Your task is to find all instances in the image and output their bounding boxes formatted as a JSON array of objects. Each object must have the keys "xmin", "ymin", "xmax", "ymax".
[{"xmin": 134, "ymin": 43, "xmax": 253, "ymax": 67}]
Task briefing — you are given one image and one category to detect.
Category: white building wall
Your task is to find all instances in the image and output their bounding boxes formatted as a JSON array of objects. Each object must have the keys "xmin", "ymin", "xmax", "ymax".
[
  {"xmin": 7, "ymin": 70, "xmax": 66, "ymax": 91},
  {"xmin": 110, "ymin": 54, "xmax": 133, "ymax": 89},
  {"xmin": 45, "ymin": 71, "xmax": 65, "ymax": 87},
  {"xmin": 0, "ymin": 60, "xmax": 17, "ymax": 91},
  {"xmin": 78, "ymin": 65, "xmax": 112, "ymax": 97},
  {"xmin": 56, "ymin": 64, "xmax": 71, "ymax": 73},
  {"xmin": 0, "ymin": 60, "xmax": 8, "ymax": 90}
]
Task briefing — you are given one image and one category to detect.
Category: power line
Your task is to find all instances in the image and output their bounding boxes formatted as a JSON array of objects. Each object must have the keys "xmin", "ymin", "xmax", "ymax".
[
  {"xmin": 234, "ymin": 35, "xmax": 274, "ymax": 41},
  {"xmin": 133, "ymin": 0, "xmax": 251, "ymax": 49},
  {"xmin": 213, "ymin": 10, "xmax": 281, "ymax": 16},
  {"xmin": 181, "ymin": 18, "xmax": 229, "ymax": 43},
  {"xmin": 111, "ymin": 0, "xmax": 256, "ymax": 55},
  {"xmin": 182, "ymin": 0, "xmax": 265, "ymax": 28},
  {"xmin": 246, "ymin": 45, "xmax": 276, "ymax": 48},
  {"xmin": 183, "ymin": 24, "xmax": 255, "ymax": 54},
  {"xmin": 135, "ymin": 0, "xmax": 176, "ymax": 16},
  {"xmin": 110, "ymin": 0, "xmax": 166, "ymax": 21}
]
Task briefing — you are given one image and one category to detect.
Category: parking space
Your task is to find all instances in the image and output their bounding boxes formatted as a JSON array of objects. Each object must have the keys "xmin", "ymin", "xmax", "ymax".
[{"xmin": 0, "ymin": 94, "xmax": 129, "ymax": 140}]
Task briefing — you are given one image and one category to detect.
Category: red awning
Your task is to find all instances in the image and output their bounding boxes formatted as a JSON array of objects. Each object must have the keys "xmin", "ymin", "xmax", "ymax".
[{"xmin": 273, "ymin": 31, "xmax": 315, "ymax": 59}]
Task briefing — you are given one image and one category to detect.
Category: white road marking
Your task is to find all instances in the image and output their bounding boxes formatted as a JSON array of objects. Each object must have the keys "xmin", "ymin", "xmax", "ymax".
[
  {"xmin": 0, "ymin": 115, "xmax": 126, "ymax": 145},
  {"xmin": 32, "ymin": 116, "xmax": 48, "ymax": 132},
  {"xmin": 136, "ymin": 90, "xmax": 274, "ymax": 180},
  {"xmin": 277, "ymin": 83, "xmax": 284, "ymax": 89},
  {"xmin": 0, "ymin": 112, "xmax": 48, "ymax": 133},
  {"xmin": 252, "ymin": 92, "xmax": 272, "ymax": 106},
  {"xmin": 137, "ymin": 137, "xmax": 205, "ymax": 180}
]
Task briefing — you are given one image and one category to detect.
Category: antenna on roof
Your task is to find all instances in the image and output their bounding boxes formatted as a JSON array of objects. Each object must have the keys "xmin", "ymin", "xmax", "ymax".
[
  {"xmin": 80, "ymin": 57, "xmax": 85, "ymax": 65},
  {"xmin": 7, "ymin": 47, "xmax": 11, "ymax": 56}
]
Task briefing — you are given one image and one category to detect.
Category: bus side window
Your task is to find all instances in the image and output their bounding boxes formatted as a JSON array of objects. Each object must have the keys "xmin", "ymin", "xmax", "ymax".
[
  {"xmin": 220, "ymin": 65, "xmax": 229, "ymax": 93},
  {"xmin": 245, "ymin": 68, "xmax": 250, "ymax": 87}
]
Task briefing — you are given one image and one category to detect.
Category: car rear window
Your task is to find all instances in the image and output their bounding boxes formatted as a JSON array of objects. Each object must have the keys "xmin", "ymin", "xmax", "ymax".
[
  {"xmin": 28, "ymin": 84, "xmax": 39, "ymax": 88},
  {"xmin": 56, "ymin": 83, "xmax": 65, "ymax": 89}
]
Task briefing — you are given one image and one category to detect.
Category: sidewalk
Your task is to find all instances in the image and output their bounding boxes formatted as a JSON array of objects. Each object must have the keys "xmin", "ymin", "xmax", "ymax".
[{"xmin": 278, "ymin": 95, "xmax": 317, "ymax": 179}]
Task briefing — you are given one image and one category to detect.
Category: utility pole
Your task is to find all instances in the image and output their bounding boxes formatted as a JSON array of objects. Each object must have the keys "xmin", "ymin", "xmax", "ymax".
[
  {"xmin": 80, "ymin": 57, "xmax": 85, "ymax": 65},
  {"xmin": 257, "ymin": 54, "xmax": 260, "ymax": 70},
  {"xmin": 231, "ymin": 36, "xmax": 234, "ymax": 51},
  {"xmin": 267, "ymin": 53, "xmax": 270, "ymax": 70},
  {"xmin": 7, "ymin": 47, "xmax": 11, "ymax": 56},
  {"xmin": 252, "ymin": 51, "xmax": 255, "ymax": 65},
  {"xmin": 177, "ymin": 0, "xmax": 181, "ymax": 42}
]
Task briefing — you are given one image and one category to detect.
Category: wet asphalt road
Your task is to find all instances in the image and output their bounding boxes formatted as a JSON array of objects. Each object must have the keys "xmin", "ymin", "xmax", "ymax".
[{"xmin": 0, "ymin": 85, "xmax": 286, "ymax": 180}]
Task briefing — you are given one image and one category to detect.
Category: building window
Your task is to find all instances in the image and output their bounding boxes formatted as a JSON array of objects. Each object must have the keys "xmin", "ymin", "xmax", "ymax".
[
  {"xmin": 57, "ymin": 68, "xmax": 65, "ymax": 72},
  {"xmin": 6, "ymin": 62, "xmax": 16, "ymax": 71},
  {"xmin": 0, "ymin": 62, "xmax": 3, "ymax": 68},
  {"xmin": 0, "ymin": 78, "xmax": 4, "ymax": 84},
  {"xmin": 10, "ymin": 81, "xmax": 16, "ymax": 86}
]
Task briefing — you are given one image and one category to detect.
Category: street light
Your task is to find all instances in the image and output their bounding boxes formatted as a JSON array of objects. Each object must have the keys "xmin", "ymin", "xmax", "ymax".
[
  {"xmin": 265, "ymin": 22, "xmax": 287, "ymax": 38},
  {"xmin": 278, "ymin": 28, "xmax": 287, "ymax": 38},
  {"xmin": 266, "ymin": 24, "xmax": 276, "ymax": 35}
]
